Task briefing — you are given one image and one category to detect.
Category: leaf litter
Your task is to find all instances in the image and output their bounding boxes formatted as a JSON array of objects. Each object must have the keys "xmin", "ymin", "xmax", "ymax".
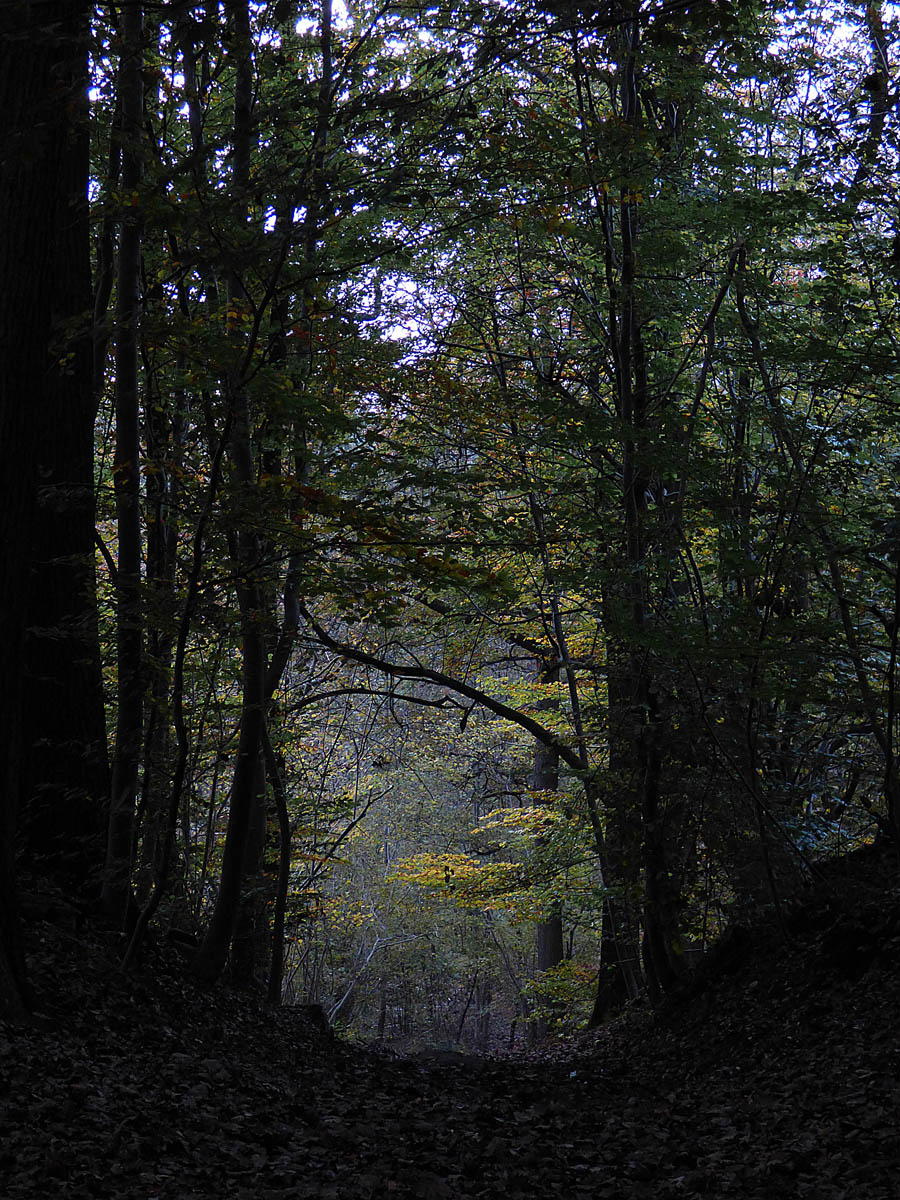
[{"xmin": 3, "ymin": 848, "xmax": 900, "ymax": 1198}]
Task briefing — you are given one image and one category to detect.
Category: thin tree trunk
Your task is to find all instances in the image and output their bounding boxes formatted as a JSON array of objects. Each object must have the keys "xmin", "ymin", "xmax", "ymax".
[
  {"xmin": 136, "ymin": 359, "xmax": 184, "ymax": 898},
  {"xmin": 104, "ymin": 0, "xmax": 145, "ymax": 923},
  {"xmin": 265, "ymin": 727, "xmax": 292, "ymax": 1005},
  {"xmin": 190, "ymin": 0, "xmax": 265, "ymax": 984},
  {"xmin": 122, "ymin": 422, "xmax": 230, "ymax": 968},
  {"xmin": 189, "ymin": 502, "xmax": 266, "ymax": 983},
  {"xmin": 590, "ymin": 4, "xmax": 672, "ymax": 1016},
  {"xmin": 532, "ymin": 659, "xmax": 563, "ymax": 1037},
  {"xmin": 229, "ymin": 754, "xmax": 268, "ymax": 988}
]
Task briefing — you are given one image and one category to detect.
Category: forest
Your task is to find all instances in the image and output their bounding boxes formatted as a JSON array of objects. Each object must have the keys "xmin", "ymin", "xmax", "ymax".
[{"xmin": 2, "ymin": 0, "xmax": 900, "ymax": 1059}]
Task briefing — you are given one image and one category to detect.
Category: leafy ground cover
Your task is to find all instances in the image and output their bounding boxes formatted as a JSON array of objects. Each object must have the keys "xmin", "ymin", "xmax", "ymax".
[{"xmin": 3, "ymin": 849, "xmax": 900, "ymax": 1199}]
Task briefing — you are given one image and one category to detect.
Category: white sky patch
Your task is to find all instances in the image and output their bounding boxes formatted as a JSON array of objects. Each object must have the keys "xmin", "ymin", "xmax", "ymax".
[
  {"xmin": 386, "ymin": 279, "xmax": 423, "ymax": 342},
  {"xmin": 295, "ymin": 0, "xmax": 350, "ymax": 36}
]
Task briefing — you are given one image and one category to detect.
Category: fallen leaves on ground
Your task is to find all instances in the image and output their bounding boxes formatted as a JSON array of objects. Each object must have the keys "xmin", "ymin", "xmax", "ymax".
[{"xmin": 3, "ymin": 850, "xmax": 900, "ymax": 1198}]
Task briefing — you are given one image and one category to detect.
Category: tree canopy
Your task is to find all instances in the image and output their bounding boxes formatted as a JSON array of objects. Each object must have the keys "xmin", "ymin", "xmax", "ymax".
[{"xmin": 2, "ymin": 0, "xmax": 900, "ymax": 1042}]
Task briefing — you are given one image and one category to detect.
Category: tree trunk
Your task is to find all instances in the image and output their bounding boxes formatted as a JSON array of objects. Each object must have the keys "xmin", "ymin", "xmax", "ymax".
[
  {"xmin": 189, "ymin": 527, "xmax": 266, "ymax": 983},
  {"xmin": 190, "ymin": 0, "xmax": 265, "ymax": 984},
  {"xmin": 265, "ymin": 729, "xmax": 292, "ymax": 1005},
  {"xmin": 229, "ymin": 757, "xmax": 268, "ymax": 988},
  {"xmin": 104, "ymin": 0, "xmax": 145, "ymax": 923},
  {"xmin": 591, "ymin": 4, "xmax": 664, "ymax": 1017},
  {"xmin": 640, "ymin": 709, "xmax": 683, "ymax": 999},
  {"xmin": 15, "ymin": 0, "xmax": 108, "ymax": 894},
  {"xmin": 532, "ymin": 659, "xmax": 563, "ymax": 1037},
  {"xmin": 135, "ymin": 369, "xmax": 183, "ymax": 900},
  {"xmin": 0, "ymin": 0, "xmax": 93, "ymax": 1015}
]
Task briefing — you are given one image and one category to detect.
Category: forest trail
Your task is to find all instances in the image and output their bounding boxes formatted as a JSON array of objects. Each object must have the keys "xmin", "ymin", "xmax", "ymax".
[{"xmin": 3, "ymin": 854, "xmax": 900, "ymax": 1200}]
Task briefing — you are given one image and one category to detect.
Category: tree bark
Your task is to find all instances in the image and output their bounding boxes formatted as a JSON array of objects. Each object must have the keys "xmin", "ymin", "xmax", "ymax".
[
  {"xmin": 190, "ymin": 0, "xmax": 265, "ymax": 984},
  {"xmin": 532, "ymin": 660, "xmax": 564, "ymax": 1037},
  {"xmin": 18, "ymin": 44, "xmax": 108, "ymax": 890},
  {"xmin": 9, "ymin": 0, "xmax": 109, "ymax": 894},
  {"xmin": 265, "ymin": 728, "xmax": 292, "ymax": 1005},
  {"xmin": 229, "ymin": 757, "xmax": 268, "ymax": 988},
  {"xmin": 0, "ymin": 0, "xmax": 93, "ymax": 1015},
  {"xmin": 104, "ymin": 0, "xmax": 145, "ymax": 923},
  {"xmin": 589, "ymin": 2, "xmax": 680, "ymax": 1016}
]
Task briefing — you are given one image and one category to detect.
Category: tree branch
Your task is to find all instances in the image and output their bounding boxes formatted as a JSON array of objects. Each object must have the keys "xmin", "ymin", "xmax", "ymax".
[{"xmin": 299, "ymin": 605, "xmax": 588, "ymax": 775}]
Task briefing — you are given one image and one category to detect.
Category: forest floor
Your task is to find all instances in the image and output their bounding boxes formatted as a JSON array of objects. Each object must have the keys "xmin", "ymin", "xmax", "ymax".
[{"xmin": 3, "ymin": 848, "xmax": 900, "ymax": 1199}]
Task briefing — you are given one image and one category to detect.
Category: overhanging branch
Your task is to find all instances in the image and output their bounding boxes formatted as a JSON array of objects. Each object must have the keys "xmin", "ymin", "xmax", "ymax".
[{"xmin": 298, "ymin": 604, "xmax": 588, "ymax": 775}]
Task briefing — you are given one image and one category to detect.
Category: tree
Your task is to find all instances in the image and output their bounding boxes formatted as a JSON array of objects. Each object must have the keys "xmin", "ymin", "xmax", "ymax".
[
  {"xmin": 103, "ymin": 0, "xmax": 145, "ymax": 923},
  {"xmin": 6, "ymin": 0, "xmax": 898, "ymax": 1034},
  {"xmin": 319, "ymin": 0, "xmax": 900, "ymax": 1017},
  {"xmin": 0, "ymin": 0, "xmax": 97, "ymax": 1014}
]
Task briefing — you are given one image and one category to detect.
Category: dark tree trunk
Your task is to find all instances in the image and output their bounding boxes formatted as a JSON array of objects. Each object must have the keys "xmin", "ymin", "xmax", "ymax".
[
  {"xmin": 135, "ymin": 371, "xmax": 183, "ymax": 901},
  {"xmin": 189, "ymin": 378, "xmax": 267, "ymax": 985},
  {"xmin": 592, "ymin": 644, "xmax": 644, "ymax": 1021},
  {"xmin": 590, "ymin": 4, "xmax": 665, "ymax": 1019},
  {"xmin": 104, "ymin": 0, "xmax": 145, "ymax": 923},
  {"xmin": 532, "ymin": 659, "xmax": 564, "ymax": 1037},
  {"xmin": 19, "ymin": 60, "xmax": 108, "ymax": 888},
  {"xmin": 0, "ymin": 0, "xmax": 93, "ymax": 1015},
  {"xmin": 639, "ymin": 710, "xmax": 683, "ymax": 999},
  {"xmin": 15, "ymin": 0, "xmax": 108, "ymax": 891},
  {"xmin": 190, "ymin": 0, "xmax": 265, "ymax": 984},
  {"xmin": 229, "ymin": 758, "xmax": 268, "ymax": 988},
  {"xmin": 537, "ymin": 915, "xmax": 564, "ymax": 976},
  {"xmin": 265, "ymin": 730, "xmax": 292, "ymax": 1005}
]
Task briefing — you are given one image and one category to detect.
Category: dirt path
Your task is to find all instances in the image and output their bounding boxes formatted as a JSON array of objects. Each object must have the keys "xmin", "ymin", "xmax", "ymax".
[{"xmin": 4, "ymin": 870, "xmax": 900, "ymax": 1198}]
